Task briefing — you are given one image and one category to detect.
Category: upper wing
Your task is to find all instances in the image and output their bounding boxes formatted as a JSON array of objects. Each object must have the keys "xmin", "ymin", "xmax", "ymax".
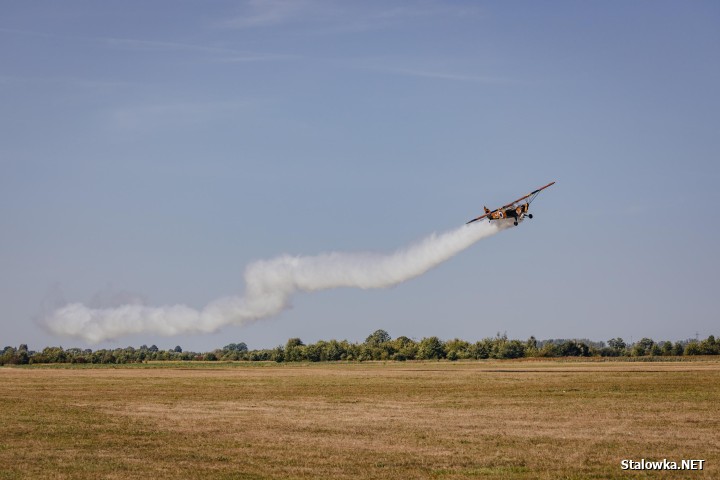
[{"xmin": 499, "ymin": 181, "xmax": 556, "ymax": 210}]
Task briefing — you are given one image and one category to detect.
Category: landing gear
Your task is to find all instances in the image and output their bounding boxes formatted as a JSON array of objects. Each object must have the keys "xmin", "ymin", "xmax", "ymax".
[{"xmin": 516, "ymin": 212, "xmax": 533, "ymax": 225}]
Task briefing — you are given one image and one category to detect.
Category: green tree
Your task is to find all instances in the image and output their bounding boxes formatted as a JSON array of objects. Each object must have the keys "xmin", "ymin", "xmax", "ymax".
[
  {"xmin": 497, "ymin": 340, "xmax": 527, "ymax": 359},
  {"xmin": 699, "ymin": 335, "xmax": 719, "ymax": 355},
  {"xmin": 469, "ymin": 339, "xmax": 492, "ymax": 359},
  {"xmin": 534, "ymin": 342, "xmax": 555, "ymax": 357},
  {"xmin": 321, "ymin": 340, "xmax": 344, "ymax": 361},
  {"xmin": 444, "ymin": 338, "xmax": 470, "ymax": 359},
  {"xmin": 556, "ymin": 341, "xmax": 590, "ymax": 357},
  {"xmin": 305, "ymin": 343, "xmax": 321, "ymax": 362},
  {"xmin": 273, "ymin": 346, "xmax": 285, "ymax": 362},
  {"xmin": 525, "ymin": 336, "xmax": 538, "ymax": 356},
  {"xmin": 42, "ymin": 346, "xmax": 67, "ymax": 363},
  {"xmin": 286, "ymin": 338, "xmax": 304, "ymax": 348},
  {"xmin": 392, "ymin": 336, "xmax": 417, "ymax": 360},
  {"xmin": 1, "ymin": 347, "xmax": 30, "ymax": 365},
  {"xmin": 101, "ymin": 352, "xmax": 116, "ymax": 364},
  {"xmin": 365, "ymin": 329, "xmax": 391, "ymax": 346},
  {"xmin": 633, "ymin": 338, "xmax": 655, "ymax": 356},
  {"xmin": 285, "ymin": 338, "xmax": 306, "ymax": 362},
  {"xmin": 223, "ymin": 342, "xmax": 248, "ymax": 353},
  {"xmin": 631, "ymin": 344, "xmax": 646, "ymax": 356},
  {"xmin": 418, "ymin": 337, "xmax": 445, "ymax": 360},
  {"xmin": 684, "ymin": 342, "xmax": 702, "ymax": 356}
]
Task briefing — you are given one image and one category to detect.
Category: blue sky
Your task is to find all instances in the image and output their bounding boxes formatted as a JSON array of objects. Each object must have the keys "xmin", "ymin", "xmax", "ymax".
[{"xmin": 1, "ymin": 1, "xmax": 718, "ymax": 351}]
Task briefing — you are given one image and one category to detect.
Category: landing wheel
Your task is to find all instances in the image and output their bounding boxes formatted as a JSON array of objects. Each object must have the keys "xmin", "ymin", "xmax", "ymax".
[
  {"xmin": 528, "ymin": 214, "xmax": 533, "ymax": 219},
  {"xmin": 513, "ymin": 221, "xmax": 518, "ymax": 226}
]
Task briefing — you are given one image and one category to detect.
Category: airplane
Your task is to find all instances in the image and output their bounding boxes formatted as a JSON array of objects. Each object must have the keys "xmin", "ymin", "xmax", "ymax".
[{"xmin": 466, "ymin": 181, "xmax": 555, "ymax": 226}]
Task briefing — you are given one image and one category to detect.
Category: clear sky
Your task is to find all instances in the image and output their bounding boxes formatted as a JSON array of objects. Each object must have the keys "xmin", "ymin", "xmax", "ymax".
[{"xmin": 1, "ymin": 1, "xmax": 718, "ymax": 352}]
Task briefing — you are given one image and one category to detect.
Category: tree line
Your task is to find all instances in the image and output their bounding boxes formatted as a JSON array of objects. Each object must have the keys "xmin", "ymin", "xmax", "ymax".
[{"xmin": 1, "ymin": 330, "xmax": 719, "ymax": 365}]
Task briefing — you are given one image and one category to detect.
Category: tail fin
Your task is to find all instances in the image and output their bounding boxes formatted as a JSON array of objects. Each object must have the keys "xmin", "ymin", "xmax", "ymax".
[{"xmin": 484, "ymin": 206, "xmax": 491, "ymax": 214}]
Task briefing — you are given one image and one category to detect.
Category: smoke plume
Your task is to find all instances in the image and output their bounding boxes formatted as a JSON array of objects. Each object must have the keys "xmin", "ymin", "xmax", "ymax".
[{"xmin": 44, "ymin": 220, "xmax": 512, "ymax": 343}]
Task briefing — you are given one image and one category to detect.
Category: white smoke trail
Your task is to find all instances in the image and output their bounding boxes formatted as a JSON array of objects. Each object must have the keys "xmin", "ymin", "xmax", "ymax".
[{"xmin": 44, "ymin": 220, "xmax": 512, "ymax": 343}]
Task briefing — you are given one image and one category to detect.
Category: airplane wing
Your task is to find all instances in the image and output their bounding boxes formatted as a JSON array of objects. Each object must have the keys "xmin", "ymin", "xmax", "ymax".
[
  {"xmin": 465, "ymin": 212, "xmax": 490, "ymax": 224},
  {"xmin": 500, "ymin": 181, "xmax": 556, "ymax": 210}
]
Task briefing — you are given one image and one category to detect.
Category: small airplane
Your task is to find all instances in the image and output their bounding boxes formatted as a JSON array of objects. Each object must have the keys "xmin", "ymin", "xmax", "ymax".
[{"xmin": 466, "ymin": 181, "xmax": 555, "ymax": 226}]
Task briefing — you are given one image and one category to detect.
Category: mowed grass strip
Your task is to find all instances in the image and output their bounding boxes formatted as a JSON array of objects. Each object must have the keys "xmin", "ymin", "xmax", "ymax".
[{"xmin": 1, "ymin": 361, "xmax": 718, "ymax": 479}]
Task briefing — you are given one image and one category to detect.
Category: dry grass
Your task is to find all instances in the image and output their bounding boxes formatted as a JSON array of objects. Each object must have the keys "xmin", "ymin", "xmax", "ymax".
[{"xmin": 1, "ymin": 360, "xmax": 719, "ymax": 479}]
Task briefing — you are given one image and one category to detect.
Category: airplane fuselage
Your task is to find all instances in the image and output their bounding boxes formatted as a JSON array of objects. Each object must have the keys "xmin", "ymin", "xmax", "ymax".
[{"xmin": 489, "ymin": 203, "xmax": 529, "ymax": 221}]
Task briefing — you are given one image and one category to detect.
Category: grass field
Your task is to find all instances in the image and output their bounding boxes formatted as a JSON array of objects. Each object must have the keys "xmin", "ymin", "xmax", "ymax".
[{"xmin": 1, "ymin": 360, "xmax": 718, "ymax": 479}]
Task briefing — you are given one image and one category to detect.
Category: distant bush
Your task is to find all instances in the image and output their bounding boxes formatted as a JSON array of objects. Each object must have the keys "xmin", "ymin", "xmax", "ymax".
[{"xmin": 2, "ymin": 333, "xmax": 719, "ymax": 365}]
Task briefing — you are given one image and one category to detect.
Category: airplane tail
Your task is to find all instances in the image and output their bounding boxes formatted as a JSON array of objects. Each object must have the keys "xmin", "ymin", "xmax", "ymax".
[{"xmin": 484, "ymin": 206, "xmax": 491, "ymax": 214}]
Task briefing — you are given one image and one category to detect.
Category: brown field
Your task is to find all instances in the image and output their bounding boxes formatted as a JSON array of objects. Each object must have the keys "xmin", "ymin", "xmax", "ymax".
[{"xmin": 1, "ymin": 360, "xmax": 719, "ymax": 479}]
